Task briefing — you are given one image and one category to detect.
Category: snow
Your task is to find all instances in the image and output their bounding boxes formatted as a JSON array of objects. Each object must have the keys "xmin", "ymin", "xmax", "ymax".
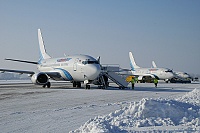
[
  {"xmin": 176, "ymin": 88, "xmax": 200, "ymax": 106},
  {"xmin": 72, "ymin": 89, "xmax": 200, "ymax": 132},
  {"xmin": 0, "ymin": 82, "xmax": 199, "ymax": 132},
  {"xmin": 71, "ymin": 85, "xmax": 200, "ymax": 133}
]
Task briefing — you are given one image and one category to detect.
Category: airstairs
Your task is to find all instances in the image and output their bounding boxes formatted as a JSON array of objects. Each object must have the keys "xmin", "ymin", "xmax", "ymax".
[{"xmin": 99, "ymin": 65, "xmax": 129, "ymax": 89}]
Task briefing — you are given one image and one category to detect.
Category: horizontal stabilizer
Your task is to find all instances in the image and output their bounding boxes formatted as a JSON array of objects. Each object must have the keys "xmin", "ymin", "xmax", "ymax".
[{"xmin": 5, "ymin": 58, "xmax": 38, "ymax": 64}]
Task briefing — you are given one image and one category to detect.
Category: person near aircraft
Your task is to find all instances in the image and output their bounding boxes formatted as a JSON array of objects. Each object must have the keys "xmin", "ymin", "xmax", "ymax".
[
  {"xmin": 131, "ymin": 77, "xmax": 135, "ymax": 89},
  {"xmin": 135, "ymin": 77, "xmax": 138, "ymax": 83},
  {"xmin": 154, "ymin": 78, "xmax": 158, "ymax": 88}
]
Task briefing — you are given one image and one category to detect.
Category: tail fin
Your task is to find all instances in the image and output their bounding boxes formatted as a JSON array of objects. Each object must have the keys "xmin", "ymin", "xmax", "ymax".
[
  {"xmin": 129, "ymin": 52, "xmax": 140, "ymax": 70},
  {"xmin": 152, "ymin": 61, "xmax": 157, "ymax": 68},
  {"xmin": 38, "ymin": 29, "xmax": 51, "ymax": 63}
]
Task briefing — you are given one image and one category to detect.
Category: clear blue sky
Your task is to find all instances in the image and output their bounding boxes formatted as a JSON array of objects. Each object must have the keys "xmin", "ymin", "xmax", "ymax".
[{"xmin": 0, "ymin": 0, "xmax": 199, "ymax": 75}]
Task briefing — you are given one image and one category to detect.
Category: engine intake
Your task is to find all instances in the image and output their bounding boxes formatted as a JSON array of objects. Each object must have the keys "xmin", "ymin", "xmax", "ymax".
[{"xmin": 31, "ymin": 72, "xmax": 49, "ymax": 85}]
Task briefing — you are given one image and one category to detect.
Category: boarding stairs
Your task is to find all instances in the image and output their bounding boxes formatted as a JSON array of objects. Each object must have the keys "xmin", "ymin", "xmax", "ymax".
[
  {"xmin": 98, "ymin": 73, "xmax": 107, "ymax": 89},
  {"xmin": 100, "ymin": 65, "xmax": 129, "ymax": 89}
]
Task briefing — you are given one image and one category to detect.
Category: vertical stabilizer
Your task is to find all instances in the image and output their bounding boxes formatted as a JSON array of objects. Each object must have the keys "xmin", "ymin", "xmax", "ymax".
[
  {"xmin": 38, "ymin": 29, "xmax": 51, "ymax": 63},
  {"xmin": 129, "ymin": 52, "xmax": 140, "ymax": 70},
  {"xmin": 152, "ymin": 61, "xmax": 157, "ymax": 68}
]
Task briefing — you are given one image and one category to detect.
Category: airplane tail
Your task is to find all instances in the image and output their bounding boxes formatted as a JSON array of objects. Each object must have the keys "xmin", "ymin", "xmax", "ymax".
[
  {"xmin": 38, "ymin": 29, "xmax": 51, "ymax": 63},
  {"xmin": 152, "ymin": 61, "xmax": 157, "ymax": 68},
  {"xmin": 129, "ymin": 52, "xmax": 140, "ymax": 70}
]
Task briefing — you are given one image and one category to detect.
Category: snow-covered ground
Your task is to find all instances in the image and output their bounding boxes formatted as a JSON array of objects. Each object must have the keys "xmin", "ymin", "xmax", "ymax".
[{"xmin": 0, "ymin": 81, "xmax": 199, "ymax": 132}]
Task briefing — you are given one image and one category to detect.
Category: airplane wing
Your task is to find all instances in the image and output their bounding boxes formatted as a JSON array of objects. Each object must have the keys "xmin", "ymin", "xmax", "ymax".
[
  {"xmin": 5, "ymin": 58, "xmax": 38, "ymax": 64},
  {"xmin": 0, "ymin": 69, "xmax": 65, "ymax": 81},
  {"xmin": 127, "ymin": 73, "xmax": 159, "ymax": 80},
  {"xmin": 45, "ymin": 72, "xmax": 62, "ymax": 80},
  {"xmin": 136, "ymin": 74, "xmax": 159, "ymax": 80},
  {"xmin": 0, "ymin": 69, "xmax": 35, "ymax": 75}
]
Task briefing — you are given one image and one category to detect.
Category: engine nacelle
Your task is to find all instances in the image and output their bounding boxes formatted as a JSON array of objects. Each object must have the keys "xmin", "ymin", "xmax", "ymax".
[{"xmin": 31, "ymin": 72, "xmax": 49, "ymax": 85}]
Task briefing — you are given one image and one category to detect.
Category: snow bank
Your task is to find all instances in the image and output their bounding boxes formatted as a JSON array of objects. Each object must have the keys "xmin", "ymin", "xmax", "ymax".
[
  {"xmin": 71, "ymin": 89, "xmax": 200, "ymax": 132},
  {"xmin": 176, "ymin": 88, "xmax": 200, "ymax": 106}
]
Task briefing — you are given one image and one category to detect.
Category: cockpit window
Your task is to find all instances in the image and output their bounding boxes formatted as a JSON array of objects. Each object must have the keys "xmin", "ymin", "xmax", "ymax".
[
  {"xmin": 88, "ymin": 61, "xmax": 99, "ymax": 64},
  {"xmin": 165, "ymin": 69, "xmax": 173, "ymax": 73},
  {"xmin": 82, "ymin": 61, "xmax": 87, "ymax": 65},
  {"xmin": 82, "ymin": 60, "xmax": 99, "ymax": 65}
]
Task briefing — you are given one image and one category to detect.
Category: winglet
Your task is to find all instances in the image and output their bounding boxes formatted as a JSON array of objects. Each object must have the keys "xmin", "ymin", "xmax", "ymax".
[
  {"xmin": 38, "ymin": 29, "xmax": 51, "ymax": 63},
  {"xmin": 129, "ymin": 52, "xmax": 140, "ymax": 70}
]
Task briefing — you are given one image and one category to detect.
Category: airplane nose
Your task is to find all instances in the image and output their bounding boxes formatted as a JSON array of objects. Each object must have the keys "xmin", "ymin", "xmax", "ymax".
[
  {"xmin": 169, "ymin": 72, "xmax": 175, "ymax": 79},
  {"xmin": 86, "ymin": 65, "xmax": 101, "ymax": 80}
]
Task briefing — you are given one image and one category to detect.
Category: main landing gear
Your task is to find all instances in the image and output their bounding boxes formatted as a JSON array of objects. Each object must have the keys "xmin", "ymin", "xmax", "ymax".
[
  {"xmin": 73, "ymin": 81, "xmax": 81, "ymax": 88},
  {"xmin": 43, "ymin": 82, "xmax": 51, "ymax": 88},
  {"xmin": 73, "ymin": 81, "xmax": 90, "ymax": 89}
]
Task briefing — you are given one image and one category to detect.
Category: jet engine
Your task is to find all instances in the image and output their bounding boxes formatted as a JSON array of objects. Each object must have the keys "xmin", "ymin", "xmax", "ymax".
[{"xmin": 31, "ymin": 72, "xmax": 49, "ymax": 85}]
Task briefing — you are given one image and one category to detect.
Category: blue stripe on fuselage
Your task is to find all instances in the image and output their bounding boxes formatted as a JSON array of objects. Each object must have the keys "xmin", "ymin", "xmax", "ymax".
[
  {"xmin": 152, "ymin": 74, "xmax": 159, "ymax": 80},
  {"xmin": 55, "ymin": 68, "xmax": 73, "ymax": 80}
]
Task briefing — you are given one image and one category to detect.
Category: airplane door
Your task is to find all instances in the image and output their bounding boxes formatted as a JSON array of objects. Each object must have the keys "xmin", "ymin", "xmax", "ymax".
[
  {"xmin": 160, "ymin": 71, "xmax": 163, "ymax": 75},
  {"xmin": 73, "ymin": 58, "xmax": 78, "ymax": 71}
]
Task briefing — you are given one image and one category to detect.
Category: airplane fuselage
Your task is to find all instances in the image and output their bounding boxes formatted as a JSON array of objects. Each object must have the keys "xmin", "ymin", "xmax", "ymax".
[
  {"xmin": 37, "ymin": 54, "xmax": 101, "ymax": 82},
  {"xmin": 131, "ymin": 68, "xmax": 174, "ymax": 80},
  {"xmin": 174, "ymin": 72, "xmax": 190, "ymax": 79}
]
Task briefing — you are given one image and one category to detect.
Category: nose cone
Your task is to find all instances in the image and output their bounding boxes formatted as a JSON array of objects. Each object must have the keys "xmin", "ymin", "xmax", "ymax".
[
  {"xmin": 86, "ymin": 64, "xmax": 101, "ymax": 80},
  {"xmin": 167, "ymin": 72, "xmax": 174, "ymax": 79}
]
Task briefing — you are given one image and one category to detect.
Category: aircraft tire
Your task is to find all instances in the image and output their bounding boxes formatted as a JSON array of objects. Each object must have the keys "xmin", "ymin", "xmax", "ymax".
[
  {"xmin": 47, "ymin": 82, "xmax": 51, "ymax": 88},
  {"xmin": 73, "ymin": 82, "xmax": 76, "ymax": 87},
  {"xmin": 85, "ymin": 84, "xmax": 90, "ymax": 89},
  {"xmin": 77, "ymin": 82, "xmax": 81, "ymax": 88}
]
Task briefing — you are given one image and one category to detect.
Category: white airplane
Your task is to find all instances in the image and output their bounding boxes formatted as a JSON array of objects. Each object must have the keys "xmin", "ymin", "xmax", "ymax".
[
  {"xmin": 174, "ymin": 72, "xmax": 191, "ymax": 79},
  {"xmin": 152, "ymin": 61, "xmax": 191, "ymax": 79},
  {"xmin": 0, "ymin": 29, "xmax": 101, "ymax": 89},
  {"xmin": 129, "ymin": 52, "xmax": 174, "ymax": 82}
]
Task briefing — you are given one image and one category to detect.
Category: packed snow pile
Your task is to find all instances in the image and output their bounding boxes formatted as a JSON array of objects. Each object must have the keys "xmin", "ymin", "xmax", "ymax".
[
  {"xmin": 71, "ymin": 89, "xmax": 200, "ymax": 132},
  {"xmin": 176, "ymin": 88, "xmax": 200, "ymax": 106}
]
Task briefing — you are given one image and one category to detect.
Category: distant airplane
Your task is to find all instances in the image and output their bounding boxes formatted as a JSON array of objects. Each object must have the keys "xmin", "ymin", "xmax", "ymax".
[
  {"xmin": 129, "ymin": 52, "xmax": 174, "ymax": 82},
  {"xmin": 174, "ymin": 72, "xmax": 191, "ymax": 79},
  {"xmin": 0, "ymin": 29, "xmax": 101, "ymax": 89},
  {"xmin": 151, "ymin": 61, "xmax": 191, "ymax": 79}
]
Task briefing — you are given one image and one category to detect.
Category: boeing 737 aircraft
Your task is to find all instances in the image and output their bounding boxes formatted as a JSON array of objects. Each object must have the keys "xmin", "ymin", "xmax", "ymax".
[
  {"xmin": 152, "ymin": 61, "xmax": 191, "ymax": 79},
  {"xmin": 129, "ymin": 52, "xmax": 174, "ymax": 82},
  {"xmin": 0, "ymin": 29, "xmax": 101, "ymax": 89}
]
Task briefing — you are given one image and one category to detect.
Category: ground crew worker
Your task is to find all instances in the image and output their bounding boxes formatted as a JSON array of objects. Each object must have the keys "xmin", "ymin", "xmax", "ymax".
[
  {"xmin": 135, "ymin": 77, "xmax": 138, "ymax": 83},
  {"xmin": 130, "ymin": 77, "xmax": 135, "ymax": 89},
  {"xmin": 154, "ymin": 78, "xmax": 158, "ymax": 88}
]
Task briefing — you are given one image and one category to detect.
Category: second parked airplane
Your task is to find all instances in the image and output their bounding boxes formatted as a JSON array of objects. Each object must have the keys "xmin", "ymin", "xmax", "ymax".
[{"xmin": 129, "ymin": 52, "xmax": 174, "ymax": 82}]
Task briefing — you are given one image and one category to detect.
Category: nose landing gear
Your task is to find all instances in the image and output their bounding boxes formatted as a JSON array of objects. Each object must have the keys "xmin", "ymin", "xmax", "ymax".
[
  {"xmin": 85, "ymin": 84, "xmax": 90, "ymax": 89},
  {"xmin": 84, "ymin": 80, "xmax": 91, "ymax": 89}
]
